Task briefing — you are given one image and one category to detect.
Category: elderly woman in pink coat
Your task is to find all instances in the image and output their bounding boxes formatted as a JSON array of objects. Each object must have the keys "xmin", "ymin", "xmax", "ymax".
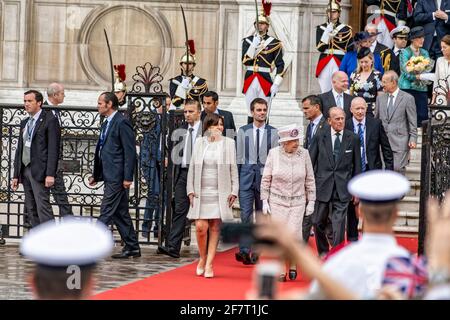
[{"xmin": 260, "ymin": 124, "xmax": 316, "ymax": 282}]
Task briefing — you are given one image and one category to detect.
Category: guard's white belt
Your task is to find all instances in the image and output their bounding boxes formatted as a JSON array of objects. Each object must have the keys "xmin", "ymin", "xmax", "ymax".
[
  {"xmin": 369, "ymin": 9, "xmax": 396, "ymax": 18},
  {"xmin": 246, "ymin": 66, "xmax": 271, "ymax": 73},
  {"xmin": 325, "ymin": 49, "xmax": 345, "ymax": 56}
]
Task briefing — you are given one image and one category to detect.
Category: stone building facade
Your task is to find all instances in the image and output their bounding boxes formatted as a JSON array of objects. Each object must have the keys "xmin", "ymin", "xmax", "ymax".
[{"xmin": 0, "ymin": 0, "xmax": 353, "ymax": 127}]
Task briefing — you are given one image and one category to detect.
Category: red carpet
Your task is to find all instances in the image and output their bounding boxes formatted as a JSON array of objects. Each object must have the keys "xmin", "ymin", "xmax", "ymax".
[{"xmin": 93, "ymin": 236, "xmax": 418, "ymax": 300}]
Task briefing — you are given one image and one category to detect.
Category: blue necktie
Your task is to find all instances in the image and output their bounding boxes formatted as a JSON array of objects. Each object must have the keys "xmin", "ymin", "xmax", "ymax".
[
  {"xmin": 99, "ymin": 120, "xmax": 109, "ymax": 149},
  {"xmin": 358, "ymin": 123, "xmax": 366, "ymax": 172},
  {"xmin": 306, "ymin": 122, "xmax": 314, "ymax": 148}
]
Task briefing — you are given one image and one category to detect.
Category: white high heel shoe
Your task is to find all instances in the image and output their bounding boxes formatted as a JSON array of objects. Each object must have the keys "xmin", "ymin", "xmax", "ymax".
[
  {"xmin": 204, "ymin": 266, "xmax": 214, "ymax": 278},
  {"xmin": 196, "ymin": 260, "xmax": 206, "ymax": 276}
]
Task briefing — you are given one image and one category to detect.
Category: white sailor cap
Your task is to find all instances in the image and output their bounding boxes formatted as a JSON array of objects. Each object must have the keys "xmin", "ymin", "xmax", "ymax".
[
  {"xmin": 20, "ymin": 218, "xmax": 113, "ymax": 268},
  {"xmin": 348, "ymin": 170, "xmax": 410, "ymax": 203},
  {"xmin": 390, "ymin": 26, "xmax": 410, "ymax": 39}
]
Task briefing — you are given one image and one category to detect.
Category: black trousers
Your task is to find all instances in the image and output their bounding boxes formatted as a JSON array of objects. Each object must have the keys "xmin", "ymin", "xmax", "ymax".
[
  {"xmin": 98, "ymin": 182, "xmax": 140, "ymax": 251},
  {"xmin": 313, "ymin": 188, "xmax": 349, "ymax": 255},
  {"xmin": 302, "ymin": 214, "xmax": 334, "ymax": 244},
  {"xmin": 347, "ymin": 201, "xmax": 359, "ymax": 242},
  {"xmin": 52, "ymin": 169, "xmax": 73, "ymax": 216},
  {"xmin": 167, "ymin": 168, "xmax": 190, "ymax": 253}
]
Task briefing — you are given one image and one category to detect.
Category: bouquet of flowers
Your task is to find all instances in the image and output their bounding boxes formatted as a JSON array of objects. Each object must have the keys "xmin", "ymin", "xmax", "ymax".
[{"xmin": 405, "ymin": 56, "xmax": 435, "ymax": 86}]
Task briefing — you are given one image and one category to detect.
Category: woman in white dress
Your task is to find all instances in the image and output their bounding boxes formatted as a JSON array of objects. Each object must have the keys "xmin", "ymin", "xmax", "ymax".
[
  {"xmin": 432, "ymin": 35, "xmax": 450, "ymax": 106},
  {"xmin": 260, "ymin": 124, "xmax": 316, "ymax": 282},
  {"xmin": 186, "ymin": 113, "xmax": 239, "ymax": 278}
]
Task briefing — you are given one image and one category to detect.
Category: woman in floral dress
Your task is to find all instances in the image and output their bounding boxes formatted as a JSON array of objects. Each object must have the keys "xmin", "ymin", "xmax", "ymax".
[{"xmin": 349, "ymin": 47, "xmax": 383, "ymax": 116}]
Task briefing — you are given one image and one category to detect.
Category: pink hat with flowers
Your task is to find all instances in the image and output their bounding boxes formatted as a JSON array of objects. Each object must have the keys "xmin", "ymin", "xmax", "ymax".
[{"xmin": 278, "ymin": 124, "xmax": 301, "ymax": 143}]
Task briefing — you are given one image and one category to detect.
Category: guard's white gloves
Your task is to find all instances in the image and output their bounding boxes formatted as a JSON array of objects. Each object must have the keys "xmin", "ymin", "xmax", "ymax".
[
  {"xmin": 181, "ymin": 77, "xmax": 191, "ymax": 90},
  {"xmin": 252, "ymin": 34, "xmax": 261, "ymax": 48},
  {"xmin": 262, "ymin": 199, "xmax": 271, "ymax": 215},
  {"xmin": 305, "ymin": 201, "xmax": 315, "ymax": 216}
]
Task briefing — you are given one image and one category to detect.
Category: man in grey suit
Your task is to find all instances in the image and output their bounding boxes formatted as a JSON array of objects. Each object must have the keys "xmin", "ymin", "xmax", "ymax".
[
  {"xmin": 89, "ymin": 92, "xmax": 140, "ymax": 259},
  {"xmin": 235, "ymin": 98, "xmax": 278, "ymax": 265},
  {"xmin": 376, "ymin": 71, "xmax": 417, "ymax": 174},
  {"xmin": 309, "ymin": 107, "xmax": 361, "ymax": 256}
]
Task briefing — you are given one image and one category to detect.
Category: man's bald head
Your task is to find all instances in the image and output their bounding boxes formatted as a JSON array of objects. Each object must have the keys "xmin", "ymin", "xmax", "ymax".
[
  {"xmin": 350, "ymin": 97, "xmax": 368, "ymax": 122},
  {"xmin": 47, "ymin": 83, "xmax": 65, "ymax": 106},
  {"xmin": 331, "ymin": 71, "xmax": 349, "ymax": 93}
]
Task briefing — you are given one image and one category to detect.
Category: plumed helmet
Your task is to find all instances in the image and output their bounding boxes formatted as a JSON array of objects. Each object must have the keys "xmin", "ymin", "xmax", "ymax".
[
  {"xmin": 326, "ymin": 0, "xmax": 342, "ymax": 12},
  {"xmin": 179, "ymin": 39, "xmax": 197, "ymax": 65},
  {"xmin": 255, "ymin": 0, "xmax": 272, "ymax": 26}
]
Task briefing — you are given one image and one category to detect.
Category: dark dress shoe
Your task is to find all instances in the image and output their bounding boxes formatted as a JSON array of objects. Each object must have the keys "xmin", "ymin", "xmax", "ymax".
[
  {"xmin": 235, "ymin": 252, "xmax": 255, "ymax": 265},
  {"xmin": 157, "ymin": 246, "xmax": 179, "ymax": 258},
  {"xmin": 235, "ymin": 252, "xmax": 245, "ymax": 262},
  {"xmin": 112, "ymin": 249, "xmax": 141, "ymax": 259},
  {"xmin": 288, "ymin": 269, "xmax": 297, "ymax": 280},
  {"xmin": 278, "ymin": 274, "xmax": 286, "ymax": 282}
]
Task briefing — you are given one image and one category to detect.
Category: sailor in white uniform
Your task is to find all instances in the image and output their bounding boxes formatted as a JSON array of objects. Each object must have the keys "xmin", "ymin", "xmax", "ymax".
[
  {"xmin": 308, "ymin": 170, "xmax": 411, "ymax": 299},
  {"xmin": 20, "ymin": 218, "xmax": 113, "ymax": 300}
]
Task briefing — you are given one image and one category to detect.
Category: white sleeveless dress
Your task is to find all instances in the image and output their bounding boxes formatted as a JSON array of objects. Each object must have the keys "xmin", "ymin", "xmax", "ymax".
[{"xmin": 198, "ymin": 140, "xmax": 221, "ymax": 219}]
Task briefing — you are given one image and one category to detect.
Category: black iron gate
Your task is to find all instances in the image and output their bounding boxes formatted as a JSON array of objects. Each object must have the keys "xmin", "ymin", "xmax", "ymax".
[
  {"xmin": 418, "ymin": 76, "xmax": 450, "ymax": 255},
  {"xmin": 0, "ymin": 62, "xmax": 189, "ymax": 247}
]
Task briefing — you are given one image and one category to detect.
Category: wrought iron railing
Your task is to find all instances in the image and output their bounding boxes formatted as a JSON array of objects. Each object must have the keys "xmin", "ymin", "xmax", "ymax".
[{"xmin": 418, "ymin": 75, "xmax": 450, "ymax": 255}]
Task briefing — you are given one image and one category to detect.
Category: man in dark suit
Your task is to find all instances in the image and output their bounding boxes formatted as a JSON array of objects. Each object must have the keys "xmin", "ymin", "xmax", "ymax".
[
  {"xmin": 201, "ymin": 91, "xmax": 236, "ymax": 139},
  {"xmin": 344, "ymin": 97, "xmax": 394, "ymax": 241},
  {"xmin": 309, "ymin": 107, "xmax": 361, "ymax": 255},
  {"xmin": 389, "ymin": 26, "xmax": 410, "ymax": 76},
  {"xmin": 45, "ymin": 82, "xmax": 73, "ymax": 217},
  {"xmin": 397, "ymin": 0, "xmax": 417, "ymax": 28},
  {"xmin": 365, "ymin": 23, "xmax": 393, "ymax": 73},
  {"xmin": 11, "ymin": 90, "xmax": 60, "ymax": 227},
  {"xmin": 235, "ymin": 98, "xmax": 278, "ymax": 265},
  {"xmin": 88, "ymin": 92, "xmax": 140, "ymax": 259},
  {"xmin": 414, "ymin": 0, "xmax": 450, "ymax": 59},
  {"xmin": 158, "ymin": 99, "xmax": 202, "ymax": 258},
  {"xmin": 319, "ymin": 71, "xmax": 354, "ymax": 119},
  {"xmin": 301, "ymin": 95, "xmax": 333, "ymax": 244}
]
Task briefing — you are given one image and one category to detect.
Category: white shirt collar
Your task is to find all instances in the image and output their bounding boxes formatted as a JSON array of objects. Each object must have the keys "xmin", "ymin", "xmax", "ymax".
[
  {"xmin": 370, "ymin": 41, "xmax": 377, "ymax": 53},
  {"xmin": 106, "ymin": 111, "xmax": 118, "ymax": 123},
  {"xmin": 30, "ymin": 109, "xmax": 43, "ymax": 122},
  {"xmin": 189, "ymin": 120, "xmax": 200, "ymax": 130},
  {"xmin": 332, "ymin": 88, "xmax": 343, "ymax": 98},
  {"xmin": 312, "ymin": 114, "xmax": 323, "ymax": 126},
  {"xmin": 390, "ymin": 87, "xmax": 400, "ymax": 98},
  {"xmin": 253, "ymin": 123, "xmax": 266, "ymax": 131},
  {"xmin": 331, "ymin": 127, "xmax": 342, "ymax": 136},
  {"xmin": 352, "ymin": 117, "xmax": 366, "ymax": 129}
]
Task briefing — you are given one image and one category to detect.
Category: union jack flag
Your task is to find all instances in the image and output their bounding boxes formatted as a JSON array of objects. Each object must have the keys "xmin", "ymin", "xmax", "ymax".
[{"xmin": 382, "ymin": 255, "xmax": 428, "ymax": 299}]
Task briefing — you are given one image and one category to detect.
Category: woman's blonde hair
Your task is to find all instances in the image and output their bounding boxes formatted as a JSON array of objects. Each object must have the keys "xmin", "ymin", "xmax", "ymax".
[{"xmin": 356, "ymin": 51, "xmax": 374, "ymax": 74}]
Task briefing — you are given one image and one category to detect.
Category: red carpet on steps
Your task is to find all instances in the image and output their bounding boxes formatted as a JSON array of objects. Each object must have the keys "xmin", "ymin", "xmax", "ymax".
[{"xmin": 93, "ymin": 236, "xmax": 418, "ymax": 300}]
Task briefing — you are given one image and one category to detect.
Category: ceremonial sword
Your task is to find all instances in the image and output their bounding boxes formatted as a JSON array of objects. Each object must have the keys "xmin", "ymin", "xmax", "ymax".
[{"xmin": 103, "ymin": 29, "xmax": 114, "ymax": 92}]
